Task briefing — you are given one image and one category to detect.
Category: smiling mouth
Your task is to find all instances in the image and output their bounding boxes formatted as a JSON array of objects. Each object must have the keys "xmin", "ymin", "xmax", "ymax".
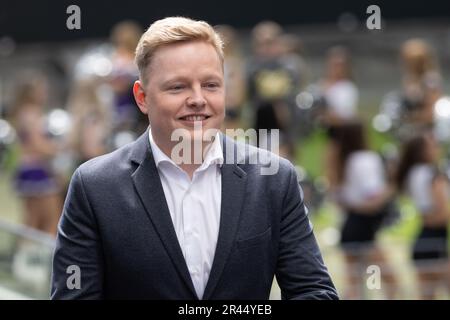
[{"xmin": 179, "ymin": 115, "xmax": 211, "ymax": 121}]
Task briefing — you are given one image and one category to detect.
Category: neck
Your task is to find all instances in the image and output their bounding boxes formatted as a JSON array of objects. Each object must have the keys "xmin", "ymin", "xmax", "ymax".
[
  {"xmin": 180, "ymin": 163, "xmax": 200, "ymax": 179},
  {"xmin": 154, "ymin": 137, "xmax": 216, "ymax": 179}
]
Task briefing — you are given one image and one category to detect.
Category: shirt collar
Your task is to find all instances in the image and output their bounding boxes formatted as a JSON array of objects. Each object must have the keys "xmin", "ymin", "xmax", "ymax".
[
  {"xmin": 201, "ymin": 132, "xmax": 224, "ymax": 169},
  {"xmin": 148, "ymin": 128, "xmax": 223, "ymax": 171}
]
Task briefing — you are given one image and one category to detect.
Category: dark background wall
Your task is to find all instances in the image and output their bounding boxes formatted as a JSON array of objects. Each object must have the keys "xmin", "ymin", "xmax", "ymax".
[{"xmin": 1, "ymin": 0, "xmax": 450, "ymax": 42}]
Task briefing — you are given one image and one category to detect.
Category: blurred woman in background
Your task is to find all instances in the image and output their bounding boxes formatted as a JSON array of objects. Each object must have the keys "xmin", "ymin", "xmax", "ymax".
[
  {"xmin": 378, "ymin": 39, "xmax": 443, "ymax": 143},
  {"xmin": 399, "ymin": 39, "xmax": 442, "ymax": 128},
  {"xmin": 109, "ymin": 20, "xmax": 144, "ymax": 134},
  {"xmin": 247, "ymin": 21, "xmax": 302, "ymax": 159},
  {"xmin": 317, "ymin": 46, "xmax": 359, "ymax": 189},
  {"xmin": 10, "ymin": 74, "xmax": 62, "ymax": 236},
  {"xmin": 396, "ymin": 131, "xmax": 450, "ymax": 299},
  {"xmin": 215, "ymin": 25, "xmax": 246, "ymax": 131},
  {"xmin": 334, "ymin": 122, "xmax": 397, "ymax": 299},
  {"xmin": 66, "ymin": 79, "xmax": 112, "ymax": 168},
  {"xmin": 319, "ymin": 46, "xmax": 359, "ymax": 127}
]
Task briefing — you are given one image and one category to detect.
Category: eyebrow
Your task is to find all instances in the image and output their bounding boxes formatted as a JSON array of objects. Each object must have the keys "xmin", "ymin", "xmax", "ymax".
[
  {"xmin": 160, "ymin": 74, "xmax": 223, "ymax": 87},
  {"xmin": 160, "ymin": 77, "xmax": 190, "ymax": 87}
]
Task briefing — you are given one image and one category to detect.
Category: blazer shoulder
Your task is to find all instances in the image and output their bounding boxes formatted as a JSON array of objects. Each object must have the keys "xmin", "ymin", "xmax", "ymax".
[
  {"xmin": 230, "ymin": 138, "xmax": 295, "ymax": 177},
  {"xmin": 76, "ymin": 140, "xmax": 137, "ymax": 181}
]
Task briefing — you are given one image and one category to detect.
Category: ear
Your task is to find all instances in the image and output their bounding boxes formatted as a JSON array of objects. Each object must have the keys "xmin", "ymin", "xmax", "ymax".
[{"xmin": 133, "ymin": 80, "xmax": 149, "ymax": 114}]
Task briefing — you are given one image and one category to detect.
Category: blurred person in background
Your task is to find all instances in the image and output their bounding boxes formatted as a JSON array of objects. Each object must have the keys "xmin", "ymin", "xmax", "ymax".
[
  {"xmin": 279, "ymin": 33, "xmax": 308, "ymax": 132},
  {"xmin": 380, "ymin": 39, "xmax": 443, "ymax": 141},
  {"xmin": 109, "ymin": 20, "xmax": 146, "ymax": 135},
  {"xmin": 315, "ymin": 46, "xmax": 359, "ymax": 189},
  {"xmin": 333, "ymin": 122, "xmax": 398, "ymax": 299},
  {"xmin": 396, "ymin": 131, "xmax": 450, "ymax": 299},
  {"xmin": 9, "ymin": 74, "xmax": 62, "ymax": 236},
  {"xmin": 66, "ymin": 78, "xmax": 112, "ymax": 168},
  {"xmin": 317, "ymin": 46, "xmax": 358, "ymax": 127},
  {"xmin": 247, "ymin": 21, "xmax": 303, "ymax": 159},
  {"xmin": 215, "ymin": 25, "xmax": 246, "ymax": 131},
  {"xmin": 399, "ymin": 39, "xmax": 442, "ymax": 128}
]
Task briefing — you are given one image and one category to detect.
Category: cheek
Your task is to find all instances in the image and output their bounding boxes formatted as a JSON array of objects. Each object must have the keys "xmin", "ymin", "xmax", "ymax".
[
  {"xmin": 209, "ymin": 93, "xmax": 226, "ymax": 114},
  {"xmin": 149, "ymin": 95, "xmax": 183, "ymax": 121}
]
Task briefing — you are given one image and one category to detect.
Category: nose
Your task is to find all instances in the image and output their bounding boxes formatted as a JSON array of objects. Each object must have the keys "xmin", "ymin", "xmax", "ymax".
[{"xmin": 186, "ymin": 86, "xmax": 206, "ymax": 109}]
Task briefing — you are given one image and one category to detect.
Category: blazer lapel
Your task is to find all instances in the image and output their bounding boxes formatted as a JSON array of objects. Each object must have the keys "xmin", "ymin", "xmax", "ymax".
[
  {"xmin": 203, "ymin": 135, "xmax": 248, "ymax": 300},
  {"xmin": 130, "ymin": 130, "xmax": 197, "ymax": 298}
]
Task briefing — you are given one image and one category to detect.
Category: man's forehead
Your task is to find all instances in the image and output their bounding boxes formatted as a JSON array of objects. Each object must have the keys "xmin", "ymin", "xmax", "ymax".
[
  {"xmin": 152, "ymin": 41, "xmax": 221, "ymax": 64},
  {"xmin": 147, "ymin": 42, "xmax": 223, "ymax": 81}
]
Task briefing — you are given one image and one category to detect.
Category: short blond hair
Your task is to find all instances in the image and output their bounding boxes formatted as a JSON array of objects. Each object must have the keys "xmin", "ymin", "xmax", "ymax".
[{"xmin": 135, "ymin": 17, "xmax": 224, "ymax": 83}]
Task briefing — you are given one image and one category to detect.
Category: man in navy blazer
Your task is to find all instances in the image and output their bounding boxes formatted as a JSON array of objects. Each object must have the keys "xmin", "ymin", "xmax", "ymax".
[{"xmin": 51, "ymin": 17, "xmax": 337, "ymax": 300}]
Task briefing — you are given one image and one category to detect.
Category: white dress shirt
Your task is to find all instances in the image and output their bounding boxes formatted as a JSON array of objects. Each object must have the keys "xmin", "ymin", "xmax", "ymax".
[{"xmin": 148, "ymin": 129, "xmax": 223, "ymax": 299}]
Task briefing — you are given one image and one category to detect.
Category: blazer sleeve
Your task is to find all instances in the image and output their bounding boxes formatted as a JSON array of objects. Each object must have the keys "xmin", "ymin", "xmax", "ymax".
[
  {"xmin": 275, "ymin": 165, "xmax": 339, "ymax": 300},
  {"xmin": 50, "ymin": 169, "xmax": 104, "ymax": 299}
]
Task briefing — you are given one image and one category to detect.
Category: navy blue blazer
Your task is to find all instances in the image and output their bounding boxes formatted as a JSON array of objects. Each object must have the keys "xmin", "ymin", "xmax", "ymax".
[{"xmin": 51, "ymin": 129, "xmax": 338, "ymax": 300}]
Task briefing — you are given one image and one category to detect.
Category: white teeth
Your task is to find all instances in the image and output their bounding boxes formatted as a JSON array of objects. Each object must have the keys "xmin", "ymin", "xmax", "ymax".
[{"xmin": 183, "ymin": 115, "xmax": 207, "ymax": 121}]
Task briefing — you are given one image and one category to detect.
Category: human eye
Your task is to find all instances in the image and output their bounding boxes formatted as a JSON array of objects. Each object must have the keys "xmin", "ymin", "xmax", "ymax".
[
  {"xmin": 169, "ymin": 84, "xmax": 186, "ymax": 91},
  {"xmin": 203, "ymin": 82, "xmax": 221, "ymax": 90}
]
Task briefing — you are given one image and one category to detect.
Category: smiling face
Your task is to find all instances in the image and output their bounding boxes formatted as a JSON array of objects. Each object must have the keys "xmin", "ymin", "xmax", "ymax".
[{"xmin": 133, "ymin": 40, "xmax": 225, "ymax": 155}]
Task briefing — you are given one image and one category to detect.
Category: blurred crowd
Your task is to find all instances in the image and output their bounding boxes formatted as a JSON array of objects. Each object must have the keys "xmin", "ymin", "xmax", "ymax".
[{"xmin": 0, "ymin": 20, "xmax": 449, "ymax": 299}]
